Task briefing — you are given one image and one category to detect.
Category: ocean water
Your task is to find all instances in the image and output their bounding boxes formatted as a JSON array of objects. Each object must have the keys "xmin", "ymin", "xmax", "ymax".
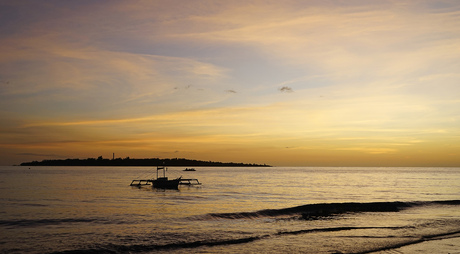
[{"xmin": 0, "ymin": 166, "xmax": 459, "ymax": 254}]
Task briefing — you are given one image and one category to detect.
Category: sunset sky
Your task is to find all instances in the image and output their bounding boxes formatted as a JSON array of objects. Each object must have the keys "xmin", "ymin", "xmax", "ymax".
[{"xmin": 1, "ymin": 0, "xmax": 459, "ymax": 166}]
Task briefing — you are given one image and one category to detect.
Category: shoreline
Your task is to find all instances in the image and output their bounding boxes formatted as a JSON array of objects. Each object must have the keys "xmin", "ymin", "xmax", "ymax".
[
  {"xmin": 369, "ymin": 232, "xmax": 460, "ymax": 254},
  {"xmin": 19, "ymin": 157, "xmax": 271, "ymax": 167}
]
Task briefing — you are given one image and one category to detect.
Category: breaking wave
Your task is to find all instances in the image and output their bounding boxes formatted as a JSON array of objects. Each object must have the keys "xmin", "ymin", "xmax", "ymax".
[{"xmin": 201, "ymin": 200, "xmax": 460, "ymax": 220}]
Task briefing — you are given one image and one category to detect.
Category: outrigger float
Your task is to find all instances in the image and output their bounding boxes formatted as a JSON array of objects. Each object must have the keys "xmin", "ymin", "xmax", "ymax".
[{"xmin": 130, "ymin": 166, "xmax": 201, "ymax": 189}]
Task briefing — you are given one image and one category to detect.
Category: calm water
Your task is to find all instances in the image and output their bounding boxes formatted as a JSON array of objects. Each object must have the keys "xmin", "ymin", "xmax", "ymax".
[{"xmin": 0, "ymin": 166, "xmax": 459, "ymax": 253}]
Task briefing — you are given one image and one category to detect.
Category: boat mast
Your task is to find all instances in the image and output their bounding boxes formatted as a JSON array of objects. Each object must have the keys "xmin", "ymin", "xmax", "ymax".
[{"xmin": 156, "ymin": 166, "xmax": 166, "ymax": 179}]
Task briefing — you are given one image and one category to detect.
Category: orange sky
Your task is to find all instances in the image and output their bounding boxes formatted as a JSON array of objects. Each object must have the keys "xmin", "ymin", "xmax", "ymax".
[{"xmin": 1, "ymin": 1, "xmax": 460, "ymax": 166}]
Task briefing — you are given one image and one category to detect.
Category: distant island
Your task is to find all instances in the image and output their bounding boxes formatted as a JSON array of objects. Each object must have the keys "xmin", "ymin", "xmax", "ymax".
[{"xmin": 20, "ymin": 157, "xmax": 271, "ymax": 167}]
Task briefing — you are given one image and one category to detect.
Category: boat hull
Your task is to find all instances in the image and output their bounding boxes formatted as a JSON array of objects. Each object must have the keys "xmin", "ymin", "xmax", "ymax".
[{"xmin": 152, "ymin": 177, "xmax": 180, "ymax": 189}]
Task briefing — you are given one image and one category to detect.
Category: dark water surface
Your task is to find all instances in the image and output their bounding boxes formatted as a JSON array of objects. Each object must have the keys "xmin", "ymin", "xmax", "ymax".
[{"xmin": 1, "ymin": 166, "xmax": 459, "ymax": 253}]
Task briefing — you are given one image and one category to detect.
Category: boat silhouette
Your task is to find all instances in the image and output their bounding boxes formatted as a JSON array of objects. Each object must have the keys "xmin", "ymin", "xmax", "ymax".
[{"xmin": 130, "ymin": 166, "xmax": 200, "ymax": 189}]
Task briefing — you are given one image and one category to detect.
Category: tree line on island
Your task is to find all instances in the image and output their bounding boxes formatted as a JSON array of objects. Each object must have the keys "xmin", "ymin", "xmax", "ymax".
[{"xmin": 20, "ymin": 156, "xmax": 271, "ymax": 167}]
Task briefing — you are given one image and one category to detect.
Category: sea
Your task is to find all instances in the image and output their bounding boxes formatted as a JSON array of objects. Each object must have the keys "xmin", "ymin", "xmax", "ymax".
[{"xmin": 0, "ymin": 166, "xmax": 459, "ymax": 254}]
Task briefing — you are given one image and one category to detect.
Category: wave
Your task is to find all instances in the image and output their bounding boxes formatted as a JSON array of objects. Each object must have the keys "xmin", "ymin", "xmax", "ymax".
[
  {"xmin": 48, "ymin": 227, "xmax": 460, "ymax": 254},
  {"xmin": 45, "ymin": 227, "xmax": 403, "ymax": 254},
  {"xmin": 355, "ymin": 230, "xmax": 460, "ymax": 254},
  {"xmin": 201, "ymin": 200, "xmax": 460, "ymax": 220},
  {"xmin": 49, "ymin": 235, "xmax": 268, "ymax": 254},
  {"xmin": 0, "ymin": 218, "xmax": 101, "ymax": 227},
  {"xmin": 275, "ymin": 226, "xmax": 411, "ymax": 236}
]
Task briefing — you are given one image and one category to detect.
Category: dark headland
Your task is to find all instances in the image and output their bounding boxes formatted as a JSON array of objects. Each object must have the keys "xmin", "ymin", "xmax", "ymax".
[{"xmin": 20, "ymin": 157, "xmax": 271, "ymax": 167}]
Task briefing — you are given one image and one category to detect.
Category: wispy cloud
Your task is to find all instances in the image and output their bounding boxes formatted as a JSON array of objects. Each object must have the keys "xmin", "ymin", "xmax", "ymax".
[
  {"xmin": 334, "ymin": 147, "xmax": 398, "ymax": 155},
  {"xmin": 16, "ymin": 153, "xmax": 65, "ymax": 158}
]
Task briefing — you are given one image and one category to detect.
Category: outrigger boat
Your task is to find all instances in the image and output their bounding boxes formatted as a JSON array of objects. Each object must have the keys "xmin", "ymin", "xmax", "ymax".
[
  {"xmin": 130, "ymin": 166, "xmax": 201, "ymax": 189},
  {"xmin": 184, "ymin": 168, "xmax": 196, "ymax": 171}
]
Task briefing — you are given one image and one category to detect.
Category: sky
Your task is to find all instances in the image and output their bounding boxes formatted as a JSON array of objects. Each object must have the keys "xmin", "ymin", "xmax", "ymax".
[{"xmin": 1, "ymin": 0, "xmax": 460, "ymax": 166}]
